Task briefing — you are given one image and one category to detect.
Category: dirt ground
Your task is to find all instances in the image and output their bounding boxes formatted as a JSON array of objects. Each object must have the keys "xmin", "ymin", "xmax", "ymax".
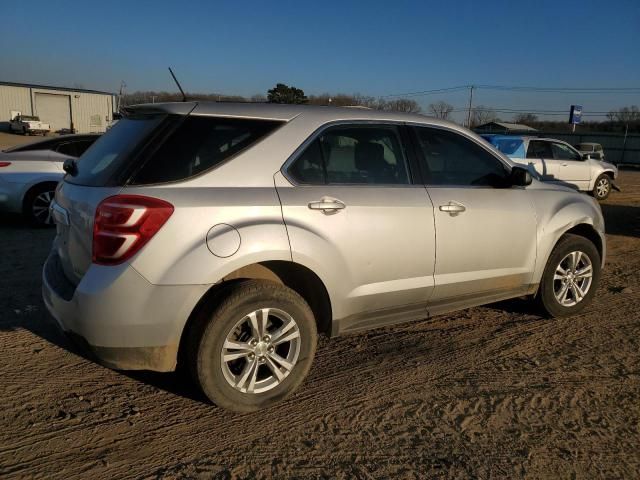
[
  {"xmin": 1, "ymin": 170, "xmax": 639, "ymax": 479},
  {"xmin": 0, "ymin": 131, "xmax": 56, "ymax": 151}
]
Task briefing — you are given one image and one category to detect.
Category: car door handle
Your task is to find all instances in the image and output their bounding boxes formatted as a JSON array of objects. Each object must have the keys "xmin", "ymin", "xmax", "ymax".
[
  {"xmin": 561, "ymin": 162, "xmax": 568, "ymax": 166},
  {"xmin": 308, "ymin": 197, "xmax": 346, "ymax": 213},
  {"xmin": 439, "ymin": 202, "xmax": 466, "ymax": 215}
]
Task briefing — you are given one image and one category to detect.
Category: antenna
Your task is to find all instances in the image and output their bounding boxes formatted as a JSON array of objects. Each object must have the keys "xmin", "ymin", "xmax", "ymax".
[{"xmin": 168, "ymin": 67, "xmax": 187, "ymax": 102}]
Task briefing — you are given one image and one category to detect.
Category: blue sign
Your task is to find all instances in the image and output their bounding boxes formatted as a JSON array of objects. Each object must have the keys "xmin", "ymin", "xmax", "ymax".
[{"xmin": 569, "ymin": 105, "xmax": 583, "ymax": 124}]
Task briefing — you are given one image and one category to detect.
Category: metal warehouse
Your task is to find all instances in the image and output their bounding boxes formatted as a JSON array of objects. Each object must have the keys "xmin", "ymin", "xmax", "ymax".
[{"xmin": 0, "ymin": 81, "xmax": 115, "ymax": 134}]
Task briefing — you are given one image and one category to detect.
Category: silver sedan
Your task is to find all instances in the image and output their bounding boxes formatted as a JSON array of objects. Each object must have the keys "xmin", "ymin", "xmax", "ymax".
[{"xmin": 0, "ymin": 134, "xmax": 99, "ymax": 225}]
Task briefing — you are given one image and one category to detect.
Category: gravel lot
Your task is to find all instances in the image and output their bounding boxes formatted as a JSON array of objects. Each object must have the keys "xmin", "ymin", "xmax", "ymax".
[{"xmin": 1, "ymin": 168, "xmax": 639, "ymax": 479}]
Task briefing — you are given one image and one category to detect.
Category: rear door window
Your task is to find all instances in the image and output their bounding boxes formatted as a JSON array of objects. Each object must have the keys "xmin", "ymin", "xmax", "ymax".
[
  {"xmin": 131, "ymin": 117, "xmax": 282, "ymax": 184},
  {"xmin": 288, "ymin": 124, "xmax": 411, "ymax": 185},
  {"xmin": 526, "ymin": 140, "xmax": 553, "ymax": 159}
]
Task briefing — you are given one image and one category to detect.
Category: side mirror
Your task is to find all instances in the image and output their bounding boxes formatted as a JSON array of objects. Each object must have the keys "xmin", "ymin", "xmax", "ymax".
[
  {"xmin": 582, "ymin": 153, "xmax": 592, "ymax": 160},
  {"xmin": 509, "ymin": 166, "xmax": 532, "ymax": 186},
  {"xmin": 63, "ymin": 158, "xmax": 78, "ymax": 176}
]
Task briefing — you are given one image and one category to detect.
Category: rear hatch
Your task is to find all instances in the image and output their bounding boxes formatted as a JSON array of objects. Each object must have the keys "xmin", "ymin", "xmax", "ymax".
[{"xmin": 53, "ymin": 112, "xmax": 168, "ymax": 285}]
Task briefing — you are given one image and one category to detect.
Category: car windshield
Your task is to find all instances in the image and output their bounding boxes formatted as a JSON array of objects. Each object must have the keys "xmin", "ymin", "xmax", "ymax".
[
  {"xmin": 577, "ymin": 144, "xmax": 594, "ymax": 151},
  {"xmin": 487, "ymin": 137, "xmax": 526, "ymax": 158},
  {"xmin": 19, "ymin": 116, "xmax": 39, "ymax": 121}
]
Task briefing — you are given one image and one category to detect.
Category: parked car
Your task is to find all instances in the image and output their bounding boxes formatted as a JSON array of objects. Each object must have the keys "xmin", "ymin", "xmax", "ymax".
[
  {"xmin": 9, "ymin": 115, "xmax": 51, "ymax": 135},
  {"xmin": 576, "ymin": 142, "xmax": 605, "ymax": 161},
  {"xmin": 0, "ymin": 134, "xmax": 100, "ymax": 225},
  {"xmin": 481, "ymin": 135, "xmax": 618, "ymax": 200},
  {"xmin": 43, "ymin": 103, "xmax": 605, "ymax": 411}
]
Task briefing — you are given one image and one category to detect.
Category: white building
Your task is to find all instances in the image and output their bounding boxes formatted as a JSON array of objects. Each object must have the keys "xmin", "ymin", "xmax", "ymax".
[{"xmin": 0, "ymin": 81, "xmax": 116, "ymax": 134}]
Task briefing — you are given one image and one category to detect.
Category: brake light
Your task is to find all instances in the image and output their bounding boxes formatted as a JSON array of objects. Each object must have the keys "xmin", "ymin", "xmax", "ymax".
[
  {"xmin": 0, "ymin": 162, "xmax": 11, "ymax": 167},
  {"xmin": 93, "ymin": 195, "xmax": 174, "ymax": 266}
]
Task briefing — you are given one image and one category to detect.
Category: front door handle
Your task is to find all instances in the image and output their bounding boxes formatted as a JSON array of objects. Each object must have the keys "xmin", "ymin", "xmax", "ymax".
[
  {"xmin": 308, "ymin": 197, "xmax": 346, "ymax": 213},
  {"xmin": 439, "ymin": 202, "xmax": 466, "ymax": 215}
]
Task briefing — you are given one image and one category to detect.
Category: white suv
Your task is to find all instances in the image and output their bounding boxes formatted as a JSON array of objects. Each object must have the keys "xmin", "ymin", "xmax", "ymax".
[{"xmin": 483, "ymin": 135, "xmax": 618, "ymax": 200}]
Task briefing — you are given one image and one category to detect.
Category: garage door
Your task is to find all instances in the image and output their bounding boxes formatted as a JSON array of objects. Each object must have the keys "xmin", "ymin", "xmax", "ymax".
[{"xmin": 35, "ymin": 93, "xmax": 71, "ymax": 132}]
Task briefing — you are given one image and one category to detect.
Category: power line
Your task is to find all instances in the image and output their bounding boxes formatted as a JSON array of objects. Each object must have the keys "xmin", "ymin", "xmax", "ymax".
[{"xmin": 384, "ymin": 84, "xmax": 640, "ymax": 98}]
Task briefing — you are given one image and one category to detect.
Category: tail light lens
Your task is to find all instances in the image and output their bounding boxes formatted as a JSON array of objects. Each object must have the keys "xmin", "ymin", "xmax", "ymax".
[
  {"xmin": 93, "ymin": 195, "xmax": 174, "ymax": 265},
  {"xmin": 0, "ymin": 162, "xmax": 12, "ymax": 167}
]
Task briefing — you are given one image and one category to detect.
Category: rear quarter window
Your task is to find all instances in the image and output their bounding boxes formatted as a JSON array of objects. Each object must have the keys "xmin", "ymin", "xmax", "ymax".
[{"xmin": 130, "ymin": 116, "xmax": 282, "ymax": 185}]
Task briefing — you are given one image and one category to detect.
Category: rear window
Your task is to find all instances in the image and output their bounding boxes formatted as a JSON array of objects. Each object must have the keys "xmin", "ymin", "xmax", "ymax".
[
  {"xmin": 67, "ymin": 116, "xmax": 165, "ymax": 186},
  {"xmin": 577, "ymin": 144, "xmax": 594, "ymax": 152},
  {"xmin": 130, "ymin": 116, "xmax": 282, "ymax": 185}
]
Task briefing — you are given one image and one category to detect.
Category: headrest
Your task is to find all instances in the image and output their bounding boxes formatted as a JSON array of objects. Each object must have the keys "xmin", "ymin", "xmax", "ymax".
[{"xmin": 355, "ymin": 142, "xmax": 384, "ymax": 170}]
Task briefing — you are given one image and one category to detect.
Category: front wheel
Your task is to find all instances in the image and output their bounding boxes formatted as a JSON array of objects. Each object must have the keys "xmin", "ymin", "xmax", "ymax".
[
  {"xmin": 592, "ymin": 174, "xmax": 611, "ymax": 201},
  {"xmin": 188, "ymin": 280, "xmax": 317, "ymax": 412},
  {"xmin": 536, "ymin": 234, "xmax": 601, "ymax": 317}
]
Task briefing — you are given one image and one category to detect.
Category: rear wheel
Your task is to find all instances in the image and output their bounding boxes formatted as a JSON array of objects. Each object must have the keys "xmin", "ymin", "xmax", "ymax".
[
  {"xmin": 188, "ymin": 280, "xmax": 317, "ymax": 412},
  {"xmin": 536, "ymin": 234, "xmax": 601, "ymax": 317},
  {"xmin": 592, "ymin": 174, "xmax": 611, "ymax": 201},
  {"xmin": 23, "ymin": 184, "xmax": 57, "ymax": 226}
]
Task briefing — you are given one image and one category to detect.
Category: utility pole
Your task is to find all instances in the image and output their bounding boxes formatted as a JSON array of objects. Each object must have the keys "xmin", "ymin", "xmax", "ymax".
[
  {"xmin": 466, "ymin": 85, "xmax": 474, "ymax": 128},
  {"xmin": 621, "ymin": 123, "xmax": 629, "ymax": 164}
]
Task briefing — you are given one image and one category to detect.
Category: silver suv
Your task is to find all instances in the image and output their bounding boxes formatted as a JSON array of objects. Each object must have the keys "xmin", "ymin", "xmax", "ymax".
[{"xmin": 43, "ymin": 103, "xmax": 605, "ymax": 411}]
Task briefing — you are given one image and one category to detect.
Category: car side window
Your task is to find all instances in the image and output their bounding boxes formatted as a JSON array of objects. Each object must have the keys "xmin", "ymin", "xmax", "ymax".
[
  {"xmin": 413, "ymin": 126, "xmax": 508, "ymax": 187},
  {"xmin": 527, "ymin": 140, "xmax": 553, "ymax": 159},
  {"xmin": 56, "ymin": 142, "xmax": 78, "ymax": 157},
  {"xmin": 288, "ymin": 139, "xmax": 326, "ymax": 184},
  {"xmin": 551, "ymin": 142, "xmax": 581, "ymax": 161},
  {"xmin": 288, "ymin": 125, "xmax": 410, "ymax": 185}
]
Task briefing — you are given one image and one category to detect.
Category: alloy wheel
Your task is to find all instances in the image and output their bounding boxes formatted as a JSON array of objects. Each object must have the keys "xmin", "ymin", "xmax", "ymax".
[
  {"xmin": 596, "ymin": 178, "xmax": 610, "ymax": 198},
  {"xmin": 32, "ymin": 190, "xmax": 55, "ymax": 225},
  {"xmin": 553, "ymin": 251, "xmax": 593, "ymax": 307},
  {"xmin": 221, "ymin": 307, "xmax": 301, "ymax": 394}
]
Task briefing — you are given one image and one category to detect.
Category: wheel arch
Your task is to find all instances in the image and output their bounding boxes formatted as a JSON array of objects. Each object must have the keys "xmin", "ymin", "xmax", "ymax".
[
  {"xmin": 21, "ymin": 180, "xmax": 59, "ymax": 211},
  {"xmin": 177, "ymin": 260, "xmax": 333, "ymax": 369}
]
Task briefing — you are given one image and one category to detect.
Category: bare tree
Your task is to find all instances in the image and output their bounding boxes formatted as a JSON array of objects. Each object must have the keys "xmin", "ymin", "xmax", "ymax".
[
  {"xmin": 607, "ymin": 105, "xmax": 640, "ymax": 122},
  {"xmin": 250, "ymin": 94, "xmax": 267, "ymax": 103},
  {"xmin": 470, "ymin": 105, "xmax": 498, "ymax": 127},
  {"xmin": 513, "ymin": 113, "xmax": 538, "ymax": 125},
  {"xmin": 382, "ymin": 98, "xmax": 422, "ymax": 113},
  {"xmin": 428, "ymin": 101, "xmax": 454, "ymax": 119}
]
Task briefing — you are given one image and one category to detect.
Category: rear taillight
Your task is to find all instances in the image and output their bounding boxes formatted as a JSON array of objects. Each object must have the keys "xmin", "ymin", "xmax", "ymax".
[
  {"xmin": 0, "ymin": 162, "xmax": 11, "ymax": 167},
  {"xmin": 93, "ymin": 195, "xmax": 174, "ymax": 266}
]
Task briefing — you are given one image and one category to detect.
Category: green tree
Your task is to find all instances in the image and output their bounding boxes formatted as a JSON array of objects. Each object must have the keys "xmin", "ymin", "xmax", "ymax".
[{"xmin": 267, "ymin": 83, "xmax": 308, "ymax": 104}]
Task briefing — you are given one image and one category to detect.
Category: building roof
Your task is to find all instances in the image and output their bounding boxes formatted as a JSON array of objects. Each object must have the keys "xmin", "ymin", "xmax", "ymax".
[
  {"xmin": 0, "ymin": 81, "xmax": 114, "ymax": 96},
  {"xmin": 476, "ymin": 121, "xmax": 538, "ymax": 132}
]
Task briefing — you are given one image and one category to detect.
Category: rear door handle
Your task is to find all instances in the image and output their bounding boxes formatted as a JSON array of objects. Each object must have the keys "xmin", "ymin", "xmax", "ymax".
[
  {"xmin": 439, "ymin": 202, "xmax": 466, "ymax": 215},
  {"xmin": 308, "ymin": 197, "xmax": 346, "ymax": 213}
]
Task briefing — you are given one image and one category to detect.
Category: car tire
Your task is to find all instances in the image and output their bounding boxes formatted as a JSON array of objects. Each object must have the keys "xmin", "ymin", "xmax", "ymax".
[
  {"xmin": 536, "ymin": 234, "xmax": 601, "ymax": 318},
  {"xmin": 23, "ymin": 183, "xmax": 57, "ymax": 227},
  {"xmin": 592, "ymin": 174, "xmax": 611, "ymax": 201},
  {"xmin": 187, "ymin": 280, "xmax": 317, "ymax": 412}
]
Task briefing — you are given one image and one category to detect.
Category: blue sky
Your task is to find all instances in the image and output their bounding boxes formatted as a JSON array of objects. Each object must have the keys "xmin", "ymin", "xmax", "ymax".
[{"xmin": 2, "ymin": 0, "xmax": 639, "ymax": 121}]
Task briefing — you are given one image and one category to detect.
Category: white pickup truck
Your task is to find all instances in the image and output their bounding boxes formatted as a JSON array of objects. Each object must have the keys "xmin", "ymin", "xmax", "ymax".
[{"xmin": 9, "ymin": 115, "xmax": 51, "ymax": 135}]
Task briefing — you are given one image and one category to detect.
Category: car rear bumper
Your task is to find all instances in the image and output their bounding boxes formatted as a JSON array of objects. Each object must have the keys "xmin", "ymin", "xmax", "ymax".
[{"xmin": 42, "ymin": 252, "xmax": 209, "ymax": 371}]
